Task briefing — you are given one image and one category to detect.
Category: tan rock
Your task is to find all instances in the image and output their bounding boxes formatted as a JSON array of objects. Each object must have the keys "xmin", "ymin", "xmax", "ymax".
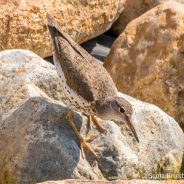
[
  {"xmin": 37, "ymin": 180, "xmax": 184, "ymax": 184},
  {"xmin": 104, "ymin": 2, "xmax": 184, "ymax": 130},
  {"xmin": 0, "ymin": 0, "xmax": 124, "ymax": 58},
  {"xmin": 111, "ymin": 0, "xmax": 184, "ymax": 36},
  {"xmin": 0, "ymin": 50, "xmax": 184, "ymax": 183}
]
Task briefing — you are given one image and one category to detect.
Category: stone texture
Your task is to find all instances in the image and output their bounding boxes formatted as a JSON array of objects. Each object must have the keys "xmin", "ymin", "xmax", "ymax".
[
  {"xmin": 111, "ymin": 0, "xmax": 184, "ymax": 36},
  {"xmin": 0, "ymin": 50, "xmax": 64, "ymax": 122},
  {"xmin": 0, "ymin": 50, "xmax": 184, "ymax": 184},
  {"xmin": 37, "ymin": 180, "xmax": 184, "ymax": 184},
  {"xmin": 0, "ymin": 0, "xmax": 124, "ymax": 58},
  {"xmin": 104, "ymin": 2, "xmax": 184, "ymax": 131}
]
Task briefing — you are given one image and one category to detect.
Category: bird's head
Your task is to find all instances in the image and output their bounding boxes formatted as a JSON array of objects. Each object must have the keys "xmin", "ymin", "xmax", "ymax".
[{"xmin": 94, "ymin": 97, "xmax": 139, "ymax": 142}]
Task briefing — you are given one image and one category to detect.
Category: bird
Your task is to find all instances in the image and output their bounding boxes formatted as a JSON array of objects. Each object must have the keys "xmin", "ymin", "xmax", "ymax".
[{"xmin": 46, "ymin": 14, "xmax": 139, "ymax": 158}]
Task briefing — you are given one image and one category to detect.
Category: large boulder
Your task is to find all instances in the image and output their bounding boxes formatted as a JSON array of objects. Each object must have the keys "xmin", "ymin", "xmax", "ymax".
[
  {"xmin": 111, "ymin": 0, "xmax": 184, "ymax": 36},
  {"xmin": 0, "ymin": 0, "xmax": 124, "ymax": 58},
  {"xmin": 104, "ymin": 2, "xmax": 184, "ymax": 131},
  {"xmin": 0, "ymin": 50, "xmax": 184, "ymax": 183},
  {"xmin": 0, "ymin": 50, "xmax": 64, "ymax": 121}
]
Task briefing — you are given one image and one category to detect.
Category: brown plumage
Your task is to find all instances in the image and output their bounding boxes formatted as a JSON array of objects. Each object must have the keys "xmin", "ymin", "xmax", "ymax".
[
  {"xmin": 47, "ymin": 14, "xmax": 139, "ymax": 158},
  {"xmin": 47, "ymin": 14, "xmax": 117, "ymax": 114},
  {"xmin": 51, "ymin": 27, "xmax": 117, "ymax": 102}
]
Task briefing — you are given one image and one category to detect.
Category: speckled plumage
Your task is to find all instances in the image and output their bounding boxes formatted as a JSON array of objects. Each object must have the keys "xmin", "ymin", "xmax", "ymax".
[
  {"xmin": 47, "ymin": 14, "xmax": 139, "ymax": 143},
  {"xmin": 47, "ymin": 15, "xmax": 117, "ymax": 114}
]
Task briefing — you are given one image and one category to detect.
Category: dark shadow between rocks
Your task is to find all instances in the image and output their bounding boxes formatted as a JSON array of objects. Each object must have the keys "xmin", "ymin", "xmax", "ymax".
[
  {"xmin": 44, "ymin": 32, "xmax": 116, "ymax": 64},
  {"xmin": 44, "ymin": 56, "xmax": 54, "ymax": 65},
  {"xmin": 81, "ymin": 33, "xmax": 115, "ymax": 62},
  {"xmin": 0, "ymin": 97, "xmax": 83, "ymax": 183}
]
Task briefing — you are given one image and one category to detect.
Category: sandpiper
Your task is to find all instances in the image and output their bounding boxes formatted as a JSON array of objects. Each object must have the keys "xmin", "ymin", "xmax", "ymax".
[{"xmin": 47, "ymin": 14, "xmax": 139, "ymax": 158}]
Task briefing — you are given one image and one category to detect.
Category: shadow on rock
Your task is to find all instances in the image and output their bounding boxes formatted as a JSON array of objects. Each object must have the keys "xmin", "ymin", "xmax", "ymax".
[{"xmin": 0, "ymin": 97, "xmax": 82, "ymax": 183}]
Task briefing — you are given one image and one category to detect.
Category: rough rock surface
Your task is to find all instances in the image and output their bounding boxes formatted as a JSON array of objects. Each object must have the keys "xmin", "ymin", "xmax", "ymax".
[
  {"xmin": 111, "ymin": 0, "xmax": 184, "ymax": 36},
  {"xmin": 0, "ymin": 50, "xmax": 184, "ymax": 184},
  {"xmin": 0, "ymin": 50, "xmax": 64, "ymax": 122},
  {"xmin": 105, "ymin": 2, "xmax": 184, "ymax": 130},
  {"xmin": 37, "ymin": 180, "xmax": 184, "ymax": 184},
  {"xmin": 0, "ymin": 0, "xmax": 124, "ymax": 58}
]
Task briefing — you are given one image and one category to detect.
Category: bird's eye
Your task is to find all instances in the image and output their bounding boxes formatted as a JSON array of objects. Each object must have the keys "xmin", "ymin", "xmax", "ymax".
[{"xmin": 119, "ymin": 107, "xmax": 125, "ymax": 113}]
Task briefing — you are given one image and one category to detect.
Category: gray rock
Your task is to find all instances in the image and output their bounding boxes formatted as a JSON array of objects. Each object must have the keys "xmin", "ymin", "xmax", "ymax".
[
  {"xmin": 0, "ymin": 49, "xmax": 64, "ymax": 122},
  {"xmin": 0, "ymin": 50, "xmax": 183, "ymax": 184}
]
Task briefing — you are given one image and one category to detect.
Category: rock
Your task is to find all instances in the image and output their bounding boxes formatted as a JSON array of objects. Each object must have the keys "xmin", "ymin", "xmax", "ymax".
[
  {"xmin": 0, "ymin": 0, "xmax": 124, "ymax": 58},
  {"xmin": 0, "ymin": 49, "xmax": 64, "ymax": 122},
  {"xmin": 104, "ymin": 2, "xmax": 184, "ymax": 131},
  {"xmin": 37, "ymin": 180, "xmax": 184, "ymax": 184},
  {"xmin": 111, "ymin": 0, "xmax": 184, "ymax": 36},
  {"xmin": 0, "ymin": 50, "xmax": 184, "ymax": 183}
]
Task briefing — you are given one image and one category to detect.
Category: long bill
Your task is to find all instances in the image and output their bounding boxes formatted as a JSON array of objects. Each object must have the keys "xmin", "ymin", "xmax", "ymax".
[{"xmin": 125, "ymin": 114, "xmax": 139, "ymax": 143}]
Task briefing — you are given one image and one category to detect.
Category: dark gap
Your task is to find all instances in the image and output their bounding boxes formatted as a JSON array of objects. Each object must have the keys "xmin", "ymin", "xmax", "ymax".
[{"xmin": 44, "ymin": 31, "xmax": 117, "ymax": 64}]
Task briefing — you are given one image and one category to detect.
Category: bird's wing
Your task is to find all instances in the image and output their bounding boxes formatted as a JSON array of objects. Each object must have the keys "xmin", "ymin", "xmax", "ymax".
[{"xmin": 47, "ymin": 14, "xmax": 117, "ymax": 102}]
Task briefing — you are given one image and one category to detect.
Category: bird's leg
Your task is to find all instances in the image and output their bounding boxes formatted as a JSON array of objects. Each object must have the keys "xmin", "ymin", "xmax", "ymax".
[
  {"xmin": 66, "ymin": 111, "xmax": 98, "ymax": 158},
  {"xmin": 87, "ymin": 114, "xmax": 93, "ymax": 129},
  {"xmin": 88, "ymin": 114, "xmax": 107, "ymax": 133},
  {"xmin": 80, "ymin": 143, "xmax": 85, "ymax": 159}
]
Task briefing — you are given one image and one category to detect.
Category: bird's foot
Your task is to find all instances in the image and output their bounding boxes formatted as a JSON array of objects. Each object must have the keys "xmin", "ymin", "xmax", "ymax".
[
  {"xmin": 66, "ymin": 111, "xmax": 98, "ymax": 159},
  {"xmin": 88, "ymin": 114, "xmax": 107, "ymax": 133}
]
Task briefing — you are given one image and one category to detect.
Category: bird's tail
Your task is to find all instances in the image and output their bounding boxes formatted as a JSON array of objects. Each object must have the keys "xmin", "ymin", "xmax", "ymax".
[{"xmin": 46, "ymin": 13, "xmax": 76, "ymax": 47}]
